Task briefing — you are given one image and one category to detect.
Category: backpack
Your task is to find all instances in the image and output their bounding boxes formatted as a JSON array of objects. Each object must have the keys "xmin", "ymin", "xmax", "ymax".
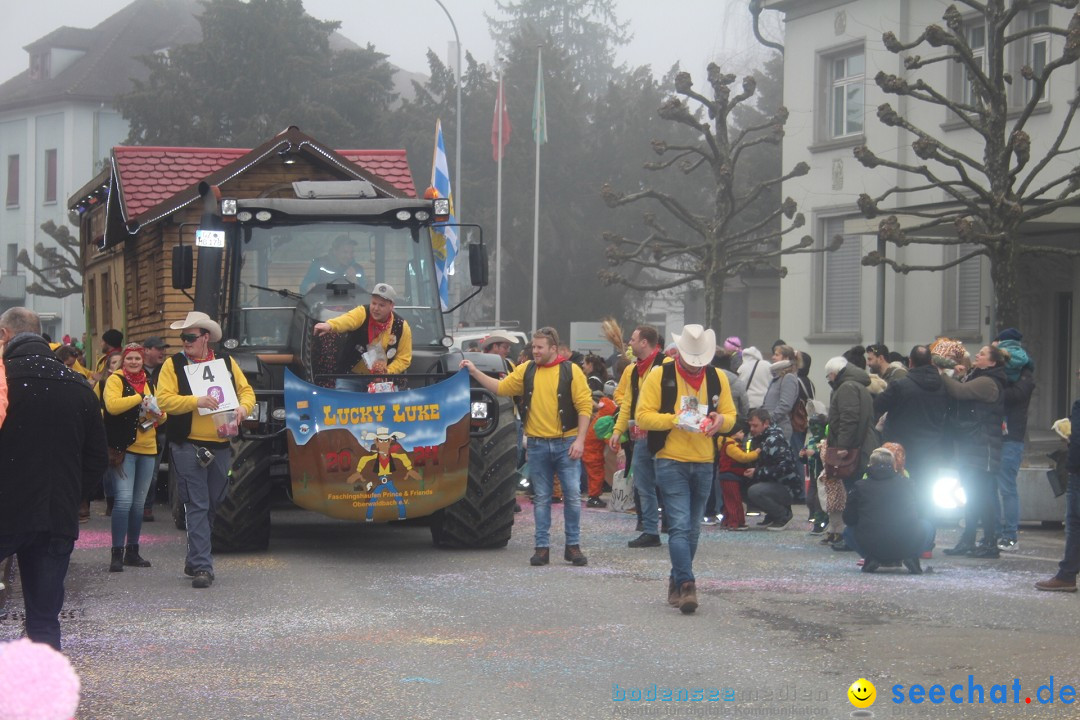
[{"xmin": 790, "ymin": 377, "xmax": 809, "ymax": 434}]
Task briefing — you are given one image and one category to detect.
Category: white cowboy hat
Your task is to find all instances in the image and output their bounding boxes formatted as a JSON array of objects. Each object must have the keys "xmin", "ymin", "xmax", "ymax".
[
  {"xmin": 364, "ymin": 427, "xmax": 406, "ymax": 442},
  {"xmin": 672, "ymin": 324, "xmax": 716, "ymax": 368},
  {"xmin": 481, "ymin": 332, "xmax": 515, "ymax": 349},
  {"xmin": 371, "ymin": 283, "xmax": 398, "ymax": 303},
  {"xmin": 170, "ymin": 311, "xmax": 223, "ymax": 343}
]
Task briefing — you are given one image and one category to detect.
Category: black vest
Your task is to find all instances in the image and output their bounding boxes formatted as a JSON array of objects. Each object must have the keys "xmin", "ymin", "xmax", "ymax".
[
  {"xmin": 647, "ymin": 362, "xmax": 722, "ymax": 454},
  {"xmin": 102, "ymin": 375, "xmax": 155, "ymax": 451},
  {"xmin": 339, "ymin": 308, "xmax": 405, "ymax": 373},
  {"xmin": 165, "ymin": 351, "xmax": 237, "ymax": 444},
  {"xmin": 521, "ymin": 361, "xmax": 578, "ymax": 435}
]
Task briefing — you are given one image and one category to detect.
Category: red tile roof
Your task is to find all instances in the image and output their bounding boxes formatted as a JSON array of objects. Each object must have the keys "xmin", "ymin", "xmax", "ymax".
[{"xmin": 113, "ymin": 145, "xmax": 415, "ymax": 220}]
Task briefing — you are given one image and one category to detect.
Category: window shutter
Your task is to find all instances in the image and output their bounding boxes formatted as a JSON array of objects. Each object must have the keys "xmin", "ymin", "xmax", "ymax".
[{"xmin": 823, "ymin": 219, "xmax": 862, "ymax": 332}]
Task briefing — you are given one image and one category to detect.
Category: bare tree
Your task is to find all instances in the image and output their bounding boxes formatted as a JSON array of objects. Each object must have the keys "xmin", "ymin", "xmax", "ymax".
[
  {"xmin": 856, "ymin": 0, "xmax": 1080, "ymax": 330},
  {"xmin": 17, "ymin": 220, "xmax": 82, "ymax": 298},
  {"xmin": 599, "ymin": 64, "xmax": 836, "ymax": 328}
]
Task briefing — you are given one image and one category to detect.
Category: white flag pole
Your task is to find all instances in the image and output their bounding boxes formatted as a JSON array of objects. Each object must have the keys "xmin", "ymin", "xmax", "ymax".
[
  {"xmin": 496, "ymin": 69, "xmax": 504, "ymax": 328},
  {"xmin": 531, "ymin": 48, "xmax": 543, "ymax": 333}
]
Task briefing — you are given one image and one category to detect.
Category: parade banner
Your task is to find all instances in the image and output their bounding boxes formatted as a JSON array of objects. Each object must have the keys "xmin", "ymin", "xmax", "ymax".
[{"xmin": 284, "ymin": 369, "xmax": 472, "ymax": 522}]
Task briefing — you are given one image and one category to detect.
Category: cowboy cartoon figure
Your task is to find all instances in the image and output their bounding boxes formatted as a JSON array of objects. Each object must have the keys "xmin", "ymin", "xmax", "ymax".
[{"xmin": 354, "ymin": 427, "xmax": 422, "ymax": 521}]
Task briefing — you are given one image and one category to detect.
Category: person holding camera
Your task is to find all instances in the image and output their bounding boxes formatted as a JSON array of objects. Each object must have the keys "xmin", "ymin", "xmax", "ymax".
[
  {"xmin": 102, "ymin": 344, "xmax": 166, "ymax": 572},
  {"xmin": 157, "ymin": 312, "xmax": 254, "ymax": 589}
]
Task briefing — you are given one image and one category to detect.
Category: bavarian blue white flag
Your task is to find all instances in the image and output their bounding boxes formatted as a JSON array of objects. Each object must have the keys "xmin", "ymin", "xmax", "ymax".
[{"xmin": 430, "ymin": 119, "xmax": 458, "ymax": 310}]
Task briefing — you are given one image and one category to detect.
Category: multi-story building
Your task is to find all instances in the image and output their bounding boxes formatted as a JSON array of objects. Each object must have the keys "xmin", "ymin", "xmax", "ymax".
[
  {"xmin": 0, "ymin": 0, "xmax": 203, "ymax": 339},
  {"xmin": 763, "ymin": 0, "xmax": 1080, "ymax": 434}
]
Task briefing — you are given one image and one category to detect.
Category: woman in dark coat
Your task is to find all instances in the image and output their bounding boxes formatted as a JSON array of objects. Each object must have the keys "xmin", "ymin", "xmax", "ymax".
[{"xmin": 942, "ymin": 345, "xmax": 1008, "ymax": 559}]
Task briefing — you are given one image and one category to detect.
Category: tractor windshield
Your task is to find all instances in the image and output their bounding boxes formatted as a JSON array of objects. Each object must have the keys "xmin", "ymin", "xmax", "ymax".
[{"xmin": 228, "ymin": 222, "xmax": 444, "ymax": 348}]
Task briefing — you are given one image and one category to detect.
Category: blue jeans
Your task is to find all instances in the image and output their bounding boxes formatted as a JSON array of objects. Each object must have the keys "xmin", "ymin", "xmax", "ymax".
[
  {"xmin": 1056, "ymin": 472, "xmax": 1080, "ymax": 582},
  {"xmin": 631, "ymin": 438, "xmax": 660, "ymax": 535},
  {"xmin": 998, "ymin": 440, "xmax": 1023, "ymax": 541},
  {"xmin": 0, "ymin": 532, "xmax": 74, "ymax": 651},
  {"xmin": 111, "ymin": 451, "xmax": 156, "ymax": 547},
  {"xmin": 655, "ymin": 458, "xmax": 713, "ymax": 585},
  {"xmin": 527, "ymin": 436, "xmax": 582, "ymax": 547},
  {"xmin": 171, "ymin": 441, "xmax": 233, "ymax": 574}
]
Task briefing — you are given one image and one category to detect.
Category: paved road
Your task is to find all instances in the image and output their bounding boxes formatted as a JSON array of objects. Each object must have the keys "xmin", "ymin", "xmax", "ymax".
[{"xmin": 2, "ymin": 497, "xmax": 1078, "ymax": 720}]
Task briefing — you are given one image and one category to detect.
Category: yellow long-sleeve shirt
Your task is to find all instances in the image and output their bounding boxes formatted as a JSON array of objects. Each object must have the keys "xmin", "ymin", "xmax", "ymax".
[
  {"xmin": 157, "ymin": 354, "xmax": 256, "ymax": 444},
  {"xmin": 636, "ymin": 364, "xmax": 737, "ymax": 463},
  {"xmin": 722, "ymin": 438, "xmax": 759, "ymax": 465},
  {"xmin": 496, "ymin": 360, "xmax": 593, "ymax": 439},
  {"xmin": 612, "ymin": 355, "xmax": 670, "ymax": 439},
  {"xmin": 103, "ymin": 373, "xmax": 164, "ymax": 455},
  {"xmin": 327, "ymin": 306, "xmax": 413, "ymax": 374}
]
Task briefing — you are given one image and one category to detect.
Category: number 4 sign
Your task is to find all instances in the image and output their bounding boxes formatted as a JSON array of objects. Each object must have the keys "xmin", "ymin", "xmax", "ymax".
[{"xmin": 184, "ymin": 358, "xmax": 240, "ymax": 415}]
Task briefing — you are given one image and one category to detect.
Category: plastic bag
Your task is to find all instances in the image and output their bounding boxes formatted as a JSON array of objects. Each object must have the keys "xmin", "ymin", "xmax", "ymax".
[{"xmin": 609, "ymin": 468, "xmax": 634, "ymax": 513}]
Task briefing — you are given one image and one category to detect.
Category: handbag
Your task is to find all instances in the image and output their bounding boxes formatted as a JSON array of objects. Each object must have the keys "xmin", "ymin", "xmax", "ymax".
[
  {"xmin": 822, "ymin": 446, "xmax": 859, "ymax": 480},
  {"xmin": 107, "ymin": 447, "xmax": 126, "ymax": 467}
]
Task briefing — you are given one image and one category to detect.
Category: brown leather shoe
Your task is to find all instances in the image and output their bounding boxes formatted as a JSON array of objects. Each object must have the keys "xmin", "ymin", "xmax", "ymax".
[
  {"xmin": 667, "ymin": 577, "xmax": 680, "ymax": 606},
  {"xmin": 529, "ymin": 547, "xmax": 550, "ymax": 566},
  {"xmin": 679, "ymin": 581, "xmax": 698, "ymax": 614},
  {"xmin": 564, "ymin": 545, "xmax": 588, "ymax": 566},
  {"xmin": 1035, "ymin": 577, "xmax": 1077, "ymax": 592}
]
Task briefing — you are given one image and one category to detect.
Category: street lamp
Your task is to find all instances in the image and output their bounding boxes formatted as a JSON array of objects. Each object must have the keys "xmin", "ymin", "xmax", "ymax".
[{"xmin": 433, "ymin": 0, "xmax": 462, "ymax": 224}]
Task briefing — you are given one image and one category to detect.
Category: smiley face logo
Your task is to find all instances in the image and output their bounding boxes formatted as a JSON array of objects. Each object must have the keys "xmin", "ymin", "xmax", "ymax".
[{"xmin": 848, "ymin": 678, "xmax": 876, "ymax": 708}]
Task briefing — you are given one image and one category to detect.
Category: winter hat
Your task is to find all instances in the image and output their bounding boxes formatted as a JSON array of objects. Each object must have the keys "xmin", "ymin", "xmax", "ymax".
[
  {"xmin": 929, "ymin": 337, "xmax": 967, "ymax": 368},
  {"xmin": 823, "ymin": 356, "xmax": 848, "ymax": 379},
  {"xmin": 723, "ymin": 336, "xmax": 742, "ymax": 354},
  {"xmin": 881, "ymin": 442, "xmax": 907, "ymax": 474},
  {"xmin": 995, "ymin": 327, "xmax": 1023, "ymax": 343}
]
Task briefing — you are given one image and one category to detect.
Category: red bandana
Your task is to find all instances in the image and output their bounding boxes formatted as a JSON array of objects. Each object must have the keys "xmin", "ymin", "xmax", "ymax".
[
  {"xmin": 675, "ymin": 358, "xmax": 705, "ymax": 391},
  {"xmin": 537, "ymin": 355, "xmax": 566, "ymax": 369},
  {"xmin": 636, "ymin": 348, "xmax": 660, "ymax": 377},
  {"xmin": 122, "ymin": 369, "xmax": 147, "ymax": 395},
  {"xmin": 368, "ymin": 311, "xmax": 392, "ymax": 345}
]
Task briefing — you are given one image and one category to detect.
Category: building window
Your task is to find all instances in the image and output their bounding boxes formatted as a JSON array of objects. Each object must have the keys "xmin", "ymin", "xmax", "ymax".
[
  {"xmin": 829, "ymin": 49, "xmax": 865, "ymax": 138},
  {"xmin": 29, "ymin": 51, "xmax": 50, "ymax": 81},
  {"xmin": 959, "ymin": 23, "xmax": 986, "ymax": 106},
  {"xmin": 5, "ymin": 155, "xmax": 18, "ymax": 207},
  {"xmin": 945, "ymin": 243, "xmax": 982, "ymax": 335},
  {"xmin": 44, "ymin": 149, "xmax": 58, "ymax": 203},
  {"xmin": 5, "ymin": 244, "xmax": 17, "ymax": 274},
  {"xmin": 1025, "ymin": 7, "xmax": 1051, "ymax": 103},
  {"xmin": 821, "ymin": 218, "xmax": 862, "ymax": 333}
]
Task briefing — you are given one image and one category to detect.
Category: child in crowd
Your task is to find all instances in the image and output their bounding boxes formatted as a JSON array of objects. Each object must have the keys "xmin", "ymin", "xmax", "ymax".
[
  {"xmin": 583, "ymin": 389, "xmax": 618, "ymax": 507},
  {"xmin": 717, "ymin": 423, "xmax": 757, "ymax": 530},
  {"xmin": 801, "ymin": 400, "xmax": 829, "ymax": 534}
]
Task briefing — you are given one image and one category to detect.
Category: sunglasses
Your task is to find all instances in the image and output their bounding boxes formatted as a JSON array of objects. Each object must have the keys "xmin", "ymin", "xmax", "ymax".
[{"xmin": 180, "ymin": 332, "xmax": 206, "ymax": 343}]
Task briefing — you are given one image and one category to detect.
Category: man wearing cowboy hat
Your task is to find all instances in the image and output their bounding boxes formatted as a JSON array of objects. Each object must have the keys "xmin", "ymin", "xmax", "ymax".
[
  {"xmin": 354, "ymin": 427, "xmax": 422, "ymax": 522},
  {"xmin": 157, "ymin": 311, "xmax": 255, "ymax": 589},
  {"xmin": 636, "ymin": 324, "xmax": 736, "ymax": 614},
  {"xmin": 313, "ymin": 282, "xmax": 413, "ymax": 380},
  {"xmin": 481, "ymin": 332, "xmax": 515, "ymax": 361}
]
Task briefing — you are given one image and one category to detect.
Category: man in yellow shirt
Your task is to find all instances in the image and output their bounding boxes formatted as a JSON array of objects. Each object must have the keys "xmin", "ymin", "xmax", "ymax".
[
  {"xmin": 637, "ymin": 324, "xmax": 736, "ymax": 614},
  {"xmin": 609, "ymin": 325, "xmax": 665, "ymax": 548},
  {"xmin": 157, "ymin": 311, "xmax": 255, "ymax": 589},
  {"xmin": 313, "ymin": 282, "xmax": 412, "ymax": 388},
  {"xmin": 462, "ymin": 326, "xmax": 593, "ymax": 567}
]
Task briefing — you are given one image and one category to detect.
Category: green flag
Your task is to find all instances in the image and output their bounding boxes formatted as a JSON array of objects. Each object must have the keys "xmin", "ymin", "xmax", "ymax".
[{"xmin": 532, "ymin": 48, "xmax": 547, "ymax": 145}]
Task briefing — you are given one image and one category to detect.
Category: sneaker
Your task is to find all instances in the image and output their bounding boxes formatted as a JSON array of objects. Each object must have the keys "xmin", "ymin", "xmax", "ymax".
[
  {"xmin": 529, "ymin": 547, "xmax": 550, "ymax": 566},
  {"xmin": 191, "ymin": 570, "xmax": 214, "ymax": 589},
  {"xmin": 755, "ymin": 515, "xmax": 773, "ymax": 527},
  {"xmin": 678, "ymin": 581, "xmax": 698, "ymax": 614},
  {"xmin": 902, "ymin": 557, "xmax": 923, "ymax": 574},
  {"xmin": 861, "ymin": 559, "xmax": 880, "ymax": 573},
  {"xmin": 831, "ymin": 540, "xmax": 855, "ymax": 552},
  {"xmin": 564, "ymin": 545, "xmax": 588, "ymax": 566},
  {"xmin": 767, "ymin": 515, "xmax": 792, "ymax": 531},
  {"xmin": 627, "ymin": 533, "xmax": 661, "ymax": 548},
  {"xmin": 1034, "ymin": 577, "xmax": 1077, "ymax": 592},
  {"xmin": 997, "ymin": 538, "xmax": 1019, "ymax": 551},
  {"xmin": 732, "ymin": 524, "xmax": 749, "ymax": 531},
  {"xmin": 969, "ymin": 544, "xmax": 1000, "ymax": 559},
  {"xmin": 702, "ymin": 516, "xmax": 718, "ymax": 526},
  {"xmin": 586, "ymin": 496, "xmax": 607, "ymax": 508}
]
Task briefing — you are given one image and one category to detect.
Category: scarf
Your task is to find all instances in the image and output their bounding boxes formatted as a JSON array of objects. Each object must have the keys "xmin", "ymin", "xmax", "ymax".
[
  {"xmin": 675, "ymin": 358, "xmax": 705, "ymax": 391},
  {"xmin": 122, "ymin": 369, "xmax": 147, "ymax": 395},
  {"xmin": 368, "ymin": 311, "xmax": 393, "ymax": 345},
  {"xmin": 184, "ymin": 348, "xmax": 215, "ymax": 364},
  {"xmin": 537, "ymin": 355, "xmax": 566, "ymax": 369},
  {"xmin": 636, "ymin": 348, "xmax": 660, "ymax": 377}
]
